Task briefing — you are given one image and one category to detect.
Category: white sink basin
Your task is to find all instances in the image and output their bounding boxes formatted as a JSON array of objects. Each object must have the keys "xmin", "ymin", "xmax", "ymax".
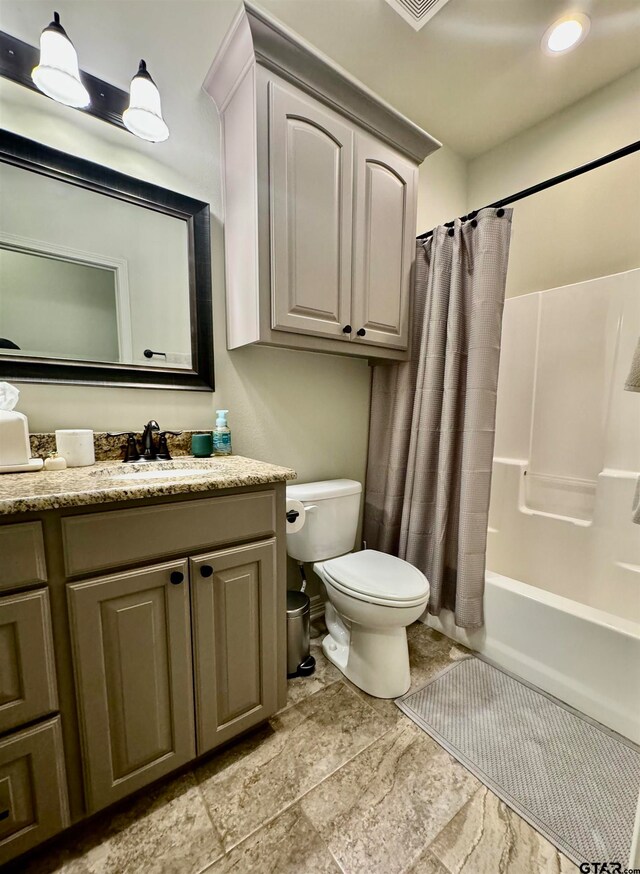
[{"xmin": 108, "ymin": 468, "xmax": 208, "ymax": 482}]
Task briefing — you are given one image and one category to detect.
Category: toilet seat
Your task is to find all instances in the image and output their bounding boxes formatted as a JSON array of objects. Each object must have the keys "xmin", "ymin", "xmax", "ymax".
[{"xmin": 322, "ymin": 550, "xmax": 429, "ymax": 609}]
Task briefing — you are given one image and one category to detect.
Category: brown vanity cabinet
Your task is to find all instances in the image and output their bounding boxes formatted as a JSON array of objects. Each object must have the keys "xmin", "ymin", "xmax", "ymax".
[
  {"xmin": 0, "ymin": 478, "xmax": 288, "ymax": 859},
  {"xmin": 67, "ymin": 560, "xmax": 196, "ymax": 812}
]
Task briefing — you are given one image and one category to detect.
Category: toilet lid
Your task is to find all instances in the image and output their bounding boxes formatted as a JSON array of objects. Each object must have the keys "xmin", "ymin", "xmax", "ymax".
[{"xmin": 323, "ymin": 550, "xmax": 429, "ymax": 605}]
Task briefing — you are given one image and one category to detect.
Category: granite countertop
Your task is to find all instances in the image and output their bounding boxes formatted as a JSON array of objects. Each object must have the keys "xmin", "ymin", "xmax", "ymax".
[{"xmin": 0, "ymin": 456, "xmax": 297, "ymax": 515}]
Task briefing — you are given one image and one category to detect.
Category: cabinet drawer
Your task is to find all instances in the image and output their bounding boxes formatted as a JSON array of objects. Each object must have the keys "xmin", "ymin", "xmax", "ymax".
[
  {"xmin": 62, "ymin": 490, "xmax": 276, "ymax": 576},
  {"xmin": 0, "ymin": 589, "xmax": 57, "ymax": 734},
  {"xmin": 0, "ymin": 522, "xmax": 47, "ymax": 591},
  {"xmin": 0, "ymin": 717, "xmax": 69, "ymax": 866}
]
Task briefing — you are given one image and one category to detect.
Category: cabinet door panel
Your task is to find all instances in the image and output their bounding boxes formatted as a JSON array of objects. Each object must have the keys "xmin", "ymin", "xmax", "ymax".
[
  {"xmin": 0, "ymin": 522, "xmax": 47, "ymax": 591},
  {"xmin": 352, "ymin": 134, "xmax": 417, "ymax": 349},
  {"xmin": 269, "ymin": 80, "xmax": 353, "ymax": 339},
  {"xmin": 0, "ymin": 589, "xmax": 57, "ymax": 734},
  {"xmin": 0, "ymin": 718, "xmax": 69, "ymax": 866},
  {"xmin": 191, "ymin": 540, "xmax": 277, "ymax": 754},
  {"xmin": 67, "ymin": 561, "xmax": 194, "ymax": 812}
]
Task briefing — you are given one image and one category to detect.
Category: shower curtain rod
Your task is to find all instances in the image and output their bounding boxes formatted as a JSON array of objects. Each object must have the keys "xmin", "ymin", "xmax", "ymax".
[{"xmin": 416, "ymin": 139, "xmax": 640, "ymax": 240}]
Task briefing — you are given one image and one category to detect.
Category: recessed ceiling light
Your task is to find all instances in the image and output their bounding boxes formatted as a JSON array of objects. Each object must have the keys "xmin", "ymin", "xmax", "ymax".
[{"xmin": 542, "ymin": 13, "xmax": 590, "ymax": 55}]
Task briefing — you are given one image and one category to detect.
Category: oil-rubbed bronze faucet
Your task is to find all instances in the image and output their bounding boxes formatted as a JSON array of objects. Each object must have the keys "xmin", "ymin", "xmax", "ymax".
[
  {"xmin": 108, "ymin": 422, "xmax": 182, "ymax": 462},
  {"xmin": 140, "ymin": 420, "xmax": 160, "ymax": 460}
]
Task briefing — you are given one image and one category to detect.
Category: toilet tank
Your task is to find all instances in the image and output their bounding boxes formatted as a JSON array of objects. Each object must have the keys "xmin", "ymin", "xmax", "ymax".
[{"xmin": 286, "ymin": 479, "xmax": 362, "ymax": 562}]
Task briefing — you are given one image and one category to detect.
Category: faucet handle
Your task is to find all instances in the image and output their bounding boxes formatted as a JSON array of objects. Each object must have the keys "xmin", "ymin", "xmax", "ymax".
[
  {"xmin": 155, "ymin": 431, "xmax": 182, "ymax": 461},
  {"xmin": 108, "ymin": 432, "xmax": 142, "ymax": 463}
]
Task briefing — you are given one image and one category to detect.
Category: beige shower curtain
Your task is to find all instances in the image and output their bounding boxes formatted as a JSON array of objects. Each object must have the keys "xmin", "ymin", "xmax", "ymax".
[{"xmin": 363, "ymin": 208, "xmax": 512, "ymax": 628}]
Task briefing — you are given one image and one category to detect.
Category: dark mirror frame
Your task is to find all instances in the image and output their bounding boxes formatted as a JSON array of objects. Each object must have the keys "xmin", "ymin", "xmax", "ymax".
[{"xmin": 0, "ymin": 130, "xmax": 214, "ymax": 391}]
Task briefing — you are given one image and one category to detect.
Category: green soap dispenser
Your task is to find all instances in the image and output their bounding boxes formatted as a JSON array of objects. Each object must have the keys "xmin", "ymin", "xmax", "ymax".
[{"xmin": 213, "ymin": 409, "xmax": 232, "ymax": 456}]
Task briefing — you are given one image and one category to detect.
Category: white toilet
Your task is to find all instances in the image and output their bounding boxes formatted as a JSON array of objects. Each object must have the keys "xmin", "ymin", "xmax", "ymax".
[{"xmin": 286, "ymin": 479, "xmax": 429, "ymax": 698}]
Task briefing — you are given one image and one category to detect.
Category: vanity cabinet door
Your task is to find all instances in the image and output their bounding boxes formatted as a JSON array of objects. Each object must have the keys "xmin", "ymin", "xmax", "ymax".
[
  {"xmin": 0, "ymin": 717, "xmax": 69, "ymax": 866},
  {"xmin": 67, "ymin": 561, "xmax": 195, "ymax": 813},
  {"xmin": 351, "ymin": 133, "xmax": 417, "ymax": 350},
  {"xmin": 269, "ymin": 80, "xmax": 354, "ymax": 340},
  {"xmin": 191, "ymin": 540, "xmax": 278, "ymax": 755},
  {"xmin": 0, "ymin": 589, "xmax": 57, "ymax": 734}
]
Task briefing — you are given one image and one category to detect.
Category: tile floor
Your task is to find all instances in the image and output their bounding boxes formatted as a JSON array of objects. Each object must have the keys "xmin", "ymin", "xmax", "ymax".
[{"xmin": 19, "ymin": 623, "xmax": 578, "ymax": 874}]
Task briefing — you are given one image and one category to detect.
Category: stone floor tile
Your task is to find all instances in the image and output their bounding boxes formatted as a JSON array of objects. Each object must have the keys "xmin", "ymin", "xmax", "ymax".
[
  {"xmin": 195, "ymin": 681, "xmax": 391, "ymax": 851},
  {"xmin": 300, "ymin": 720, "xmax": 480, "ymax": 874}
]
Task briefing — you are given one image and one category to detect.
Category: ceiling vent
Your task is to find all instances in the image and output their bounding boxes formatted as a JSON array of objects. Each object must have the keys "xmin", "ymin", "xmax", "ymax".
[{"xmin": 383, "ymin": 0, "xmax": 452, "ymax": 31}]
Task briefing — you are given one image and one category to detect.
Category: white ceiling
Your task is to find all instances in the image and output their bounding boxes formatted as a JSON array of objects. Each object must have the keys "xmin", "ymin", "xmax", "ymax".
[
  {"xmin": 1, "ymin": 0, "xmax": 639, "ymax": 159},
  {"xmin": 257, "ymin": 0, "xmax": 640, "ymax": 157}
]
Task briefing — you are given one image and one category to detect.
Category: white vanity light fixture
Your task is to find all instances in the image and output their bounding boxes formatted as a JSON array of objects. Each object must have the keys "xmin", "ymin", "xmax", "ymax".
[
  {"xmin": 122, "ymin": 60, "xmax": 169, "ymax": 143},
  {"xmin": 542, "ymin": 13, "xmax": 591, "ymax": 55},
  {"xmin": 31, "ymin": 11, "xmax": 90, "ymax": 108}
]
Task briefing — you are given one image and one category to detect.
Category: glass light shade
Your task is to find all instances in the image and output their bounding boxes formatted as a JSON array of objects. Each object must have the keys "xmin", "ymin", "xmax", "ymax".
[
  {"xmin": 31, "ymin": 13, "xmax": 90, "ymax": 108},
  {"xmin": 123, "ymin": 61, "xmax": 169, "ymax": 143}
]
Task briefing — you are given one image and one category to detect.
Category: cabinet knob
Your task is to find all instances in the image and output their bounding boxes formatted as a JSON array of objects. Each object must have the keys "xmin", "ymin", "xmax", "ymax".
[
  {"xmin": 170, "ymin": 571, "xmax": 184, "ymax": 585},
  {"xmin": 200, "ymin": 565, "xmax": 214, "ymax": 578},
  {"xmin": 342, "ymin": 324, "xmax": 352, "ymax": 334},
  {"xmin": 356, "ymin": 328, "xmax": 366, "ymax": 337}
]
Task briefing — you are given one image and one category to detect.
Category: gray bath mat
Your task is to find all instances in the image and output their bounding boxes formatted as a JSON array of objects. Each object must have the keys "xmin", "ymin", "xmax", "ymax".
[{"xmin": 396, "ymin": 657, "xmax": 640, "ymax": 866}]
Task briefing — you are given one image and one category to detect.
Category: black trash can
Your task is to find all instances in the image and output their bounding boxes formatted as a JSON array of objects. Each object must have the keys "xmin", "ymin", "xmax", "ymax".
[{"xmin": 286, "ymin": 590, "xmax": 316, "ymax": 678}]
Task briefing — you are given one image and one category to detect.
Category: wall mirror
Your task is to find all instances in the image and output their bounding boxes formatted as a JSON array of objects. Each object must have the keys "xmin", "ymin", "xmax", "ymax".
[{"xmin": 0, "ymin": 131, "xmax": 214, "ymax": 390}]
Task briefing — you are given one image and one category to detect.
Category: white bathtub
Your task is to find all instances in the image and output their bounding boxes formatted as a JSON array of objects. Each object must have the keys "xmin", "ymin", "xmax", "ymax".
[{"xmin": 427, "ymin": 567, "xmax": 640, "ymax": 744}]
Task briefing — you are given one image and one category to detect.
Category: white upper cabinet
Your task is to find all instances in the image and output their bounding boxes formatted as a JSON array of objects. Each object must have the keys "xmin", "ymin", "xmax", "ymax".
[
  {"xmin": 205, "ymin": 1, "xmax": 439, "ymax": 361},
  {"xmin": 269, "ymin": 82, "xmax": 354, "ymax": 340}
]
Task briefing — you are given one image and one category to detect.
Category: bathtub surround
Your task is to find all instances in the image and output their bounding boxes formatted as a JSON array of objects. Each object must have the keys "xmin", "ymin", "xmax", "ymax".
[
  {"xmin": 364, "ymin": 209, "xmax": 512, "ymax": 628},
  {"xmin": 622, "ymin": 320, "xmax": 639, "ymax": 525},
  {"xmin": 427, "ymin": 268, "xmax": 640, "ymax": 744},
  {"xmin": 489, "ymin": 270, "xmax": 640, "ymax": 616},
  {"xmin": 398, "ymin": 657, "xmax": 640, "ymax": 868}
]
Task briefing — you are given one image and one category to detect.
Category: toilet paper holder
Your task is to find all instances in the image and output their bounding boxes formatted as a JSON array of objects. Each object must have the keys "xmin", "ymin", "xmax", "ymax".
[{"xmin": 285, "ymin": 504, "xmax": 317, "ymax": 524}]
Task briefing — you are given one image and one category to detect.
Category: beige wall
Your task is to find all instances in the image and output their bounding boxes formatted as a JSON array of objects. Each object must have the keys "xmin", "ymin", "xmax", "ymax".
[
  {"xmin": 417, "ymin": 145, "xmax": 467, "ymax": 234},
  {"xmin": 0, "ymin": 3, "xmax": 371, "ymax": 491},
  {"xmin": 0, "ymin": 0, "xmax": 375, "ymax": 610},
  {"xmin": 468, "ymin": 66, "xmax": 640, "ymax": 297}
]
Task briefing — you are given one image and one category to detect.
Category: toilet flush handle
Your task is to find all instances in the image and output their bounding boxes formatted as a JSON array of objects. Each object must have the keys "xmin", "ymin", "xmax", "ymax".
[{"xmin": 304, "ymin": 504, "xmax": 318, "ymax": 513}]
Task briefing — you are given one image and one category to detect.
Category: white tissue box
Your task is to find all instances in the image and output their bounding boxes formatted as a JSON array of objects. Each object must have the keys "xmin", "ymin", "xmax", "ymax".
[{"xmin": 0, "ymin": 410, "xmax": 31, "ymax": 466}]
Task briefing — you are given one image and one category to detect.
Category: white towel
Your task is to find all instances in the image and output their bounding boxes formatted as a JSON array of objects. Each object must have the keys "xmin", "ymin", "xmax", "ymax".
[{"xmin": 625, "ymin": 338, "xmax": 640, "ymax": 392}]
